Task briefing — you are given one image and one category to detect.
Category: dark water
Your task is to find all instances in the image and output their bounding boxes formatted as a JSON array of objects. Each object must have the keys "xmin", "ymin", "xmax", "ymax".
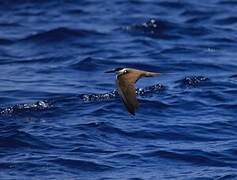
[{"xmin": 0, "ymin": 0, "xmax": 237, "ymax": 179}]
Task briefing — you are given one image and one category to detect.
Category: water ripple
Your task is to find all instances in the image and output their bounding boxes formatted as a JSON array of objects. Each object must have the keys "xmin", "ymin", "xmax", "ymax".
[
  {"xmin": 143, "ymin": 149, "xmax": 236, "ymax": 167},
  {"xmin": 19, "ymin": 27, "xmax": 105, "ymax": 43},
  {"xmin": 0, "ymin": 128, "xmax": 53, "ymax": 149},
  {"xmin": 125, "ymin": 19, "xmax": 180, "ymax": 39},
  {"xmin": 49, "ymin": 158, "xmax": 113, "ymax": 171},
  {"xmin": 176, "ymin": 76, "xmax": 209, "ymax": 87}
]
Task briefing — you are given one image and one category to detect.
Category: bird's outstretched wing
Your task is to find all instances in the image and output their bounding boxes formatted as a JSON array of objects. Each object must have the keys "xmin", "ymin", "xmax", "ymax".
[{"xmin": 116, "ymin": 74, "xmax": 140, "ymax": 115}]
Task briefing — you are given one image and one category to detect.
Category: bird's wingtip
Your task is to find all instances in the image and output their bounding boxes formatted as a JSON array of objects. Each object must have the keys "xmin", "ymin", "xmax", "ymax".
[{"xmin": 128, "ymin": 110, "xmax": 136, "ymax": 115}]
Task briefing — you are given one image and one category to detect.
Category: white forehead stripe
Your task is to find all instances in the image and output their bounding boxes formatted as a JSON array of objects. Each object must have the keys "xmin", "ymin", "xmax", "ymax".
[
  {"xmin": 116, "ymin": 68, "xmax": 127, "ymax": 76},
  {"xmin": 119, "ymin": 68, "xmax": 127, "ymax": 73}
]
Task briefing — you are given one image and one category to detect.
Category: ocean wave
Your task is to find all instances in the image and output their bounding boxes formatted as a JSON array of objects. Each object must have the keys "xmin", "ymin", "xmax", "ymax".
[
  {"xmin": 82, "ymin": 84, "xmax": 165, "ymax": 102},
  {"xmin": 175, "ymin": 76, "xmax": 209, "ymax": 87},
  {"xmin": 219, "ymin": 0, "xmax": 237, "ymax": 5},
  {"xmin": 64, "ymin": 8, "xmax": 88, "ymax": 16},
  {"xmin": 0, "ymin": 83, "xmax": 164, "ymax": 116},
  {"xmin": 182, "ymin": 25, "xmax": 211, "ymax": 37},
  {"xmin": 71, "ymin": 146, "xmax": 117, "ymax": 154},
  {"xmin": 49, "ymin": 158, "xmax": 113, "ymax": 171},
  {"xmin": 71, "ymin": 57, "xmax": 162, "ymax": 72},
  {"xmin": 181, "ymin": 8, "xmax": 217, "ymax": 18},
  {"xmin": 0, "ymin": 100, "xmax": 52, "ymax": 115},
  {"xmin": 125, "ymin": 18, "xmax": 211, "ymax": 39},
  {"xmin": 142, "ymin": 149, "xmax": 234, "ymax": 167},
  {"xmin": 19, "ymin": 27, "xmax": 104, "ymax": 43},
  {"xmin": 75, "ymin": 121, "xmax": 232, "ymax": 161},
  {"xmin": 124, "ymin": 19, "xmax": 180, "ymax": 39},
  {"xmin": 156, "ymin": 1, "xmax": 189, "ymax": 9},
  {"xmin": 0, "ymin": 38, "xmax": 13, "ymax": 45},
  {"xmin": 0, "ymin": 75, "xmax": 212, "ymax": 117},
  {"xmin": 106, "ymin": 152, "xmax": 141, "ymax": 160},
  {"xmin": 176, "ymin": 76, "xmax": 209, "ymax": 87},
  {"xmin": 0, "ymin": 128, "xmax": 53, "ymax": 149},
  {"xmin": 230, "ymin": 74, "xmax": 237, "ymax": 78},
  {"xmin": 76, "ymin": 122, "xmax": 214, "ymax": 141},
  {"xmin": 214, "ymin": 16, "xmax": 237, "ymax": 25},
  {"xmin": 71, "ymin": 57, "xmax": 114, "ymax": 71}
]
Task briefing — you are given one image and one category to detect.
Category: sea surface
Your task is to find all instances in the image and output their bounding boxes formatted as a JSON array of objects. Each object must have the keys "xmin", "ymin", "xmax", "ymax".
[{"xmin": 0, "ymin": 0, "xmax": 237, "ymax": 179}]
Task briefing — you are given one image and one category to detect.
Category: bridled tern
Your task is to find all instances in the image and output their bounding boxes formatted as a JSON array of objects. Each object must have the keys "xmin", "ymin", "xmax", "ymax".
[{"xmin": 105, "ymin": 67, "xmax": 160, "ymax": 115}]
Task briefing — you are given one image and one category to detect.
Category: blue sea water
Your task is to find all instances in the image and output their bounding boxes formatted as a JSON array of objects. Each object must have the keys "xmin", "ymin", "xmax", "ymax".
[{"xmin": 0, "ymin": 0, "xmax": 237, "ymax": 179}]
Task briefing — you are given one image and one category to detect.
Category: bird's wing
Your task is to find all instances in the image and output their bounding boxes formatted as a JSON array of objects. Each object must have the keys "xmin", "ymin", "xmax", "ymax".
[{"xmin": 116, "ymin": 75, "xmax": 139, "ymax": 115}]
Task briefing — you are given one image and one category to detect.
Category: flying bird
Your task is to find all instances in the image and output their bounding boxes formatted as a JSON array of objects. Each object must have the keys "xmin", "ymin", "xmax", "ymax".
[{"xmin": 105, "ymin": 67, "xmax": 160, "ymax": 115}]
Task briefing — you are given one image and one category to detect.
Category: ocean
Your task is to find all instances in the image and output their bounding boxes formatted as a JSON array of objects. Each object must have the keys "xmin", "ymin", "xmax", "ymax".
[{"xmin": 0, "ymin": 0, "xmax": 237, "ymax": 179}]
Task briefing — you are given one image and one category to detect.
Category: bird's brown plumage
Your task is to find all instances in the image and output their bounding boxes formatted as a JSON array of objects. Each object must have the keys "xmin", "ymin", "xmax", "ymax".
[{"xmin": 116, "ymin": 68, "xmax": 159, "ymax": 115}]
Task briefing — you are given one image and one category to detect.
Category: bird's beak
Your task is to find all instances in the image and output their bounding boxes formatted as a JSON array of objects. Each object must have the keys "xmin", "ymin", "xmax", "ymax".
[{"xmin": 104, "ymin": 69, "xmax": 115, "ymax": 73}]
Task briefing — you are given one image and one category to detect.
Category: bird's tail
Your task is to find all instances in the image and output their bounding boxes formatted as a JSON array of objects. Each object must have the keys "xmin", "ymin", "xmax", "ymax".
[{"xmin": 144, "ymin": 72, "xmax": 160, "ymax": 77}]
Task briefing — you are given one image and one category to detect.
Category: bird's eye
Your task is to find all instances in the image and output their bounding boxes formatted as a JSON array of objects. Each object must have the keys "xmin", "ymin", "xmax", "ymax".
[{"xmin": 124, "ymin": 70, "xmax": 127, "ymax": 73}]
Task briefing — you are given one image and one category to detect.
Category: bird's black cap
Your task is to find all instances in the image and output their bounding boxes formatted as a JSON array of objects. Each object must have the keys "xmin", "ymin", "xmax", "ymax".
[{"xmin": 105, "ymin": 67, "xmax": 124, "ymax": 73}]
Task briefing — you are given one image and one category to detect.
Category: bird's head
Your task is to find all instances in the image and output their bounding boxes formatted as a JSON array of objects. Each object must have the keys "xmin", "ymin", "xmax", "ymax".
[{"xmin": 105, "ymin": 67, "xmax": 129, "ymax": 75}]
